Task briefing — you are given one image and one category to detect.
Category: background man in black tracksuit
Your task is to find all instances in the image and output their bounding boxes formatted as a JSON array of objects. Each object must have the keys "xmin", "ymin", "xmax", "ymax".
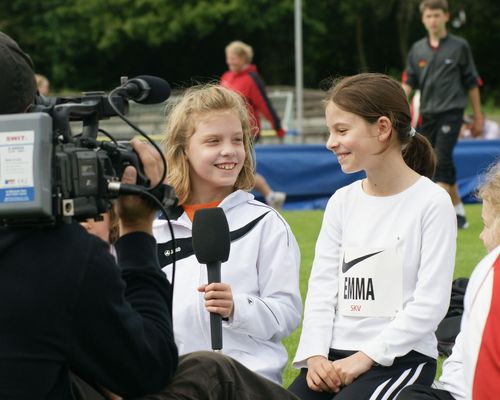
[
  {"xmin": 402, "ymin": 0, "xmax": 483, "ymax": 230},
  {"xmin": 0, "ymin": 31, "xmax": 300, "ymax": 400}
]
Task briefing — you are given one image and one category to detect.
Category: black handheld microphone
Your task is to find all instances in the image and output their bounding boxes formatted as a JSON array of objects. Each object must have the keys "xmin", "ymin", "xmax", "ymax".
[
  {"xmin": 192, "ymin": 207, "xmax": 231, "ymax": 351},
  {"xmin": 120, "ymin": 75, "xmax": 171, "ymax": 104}
]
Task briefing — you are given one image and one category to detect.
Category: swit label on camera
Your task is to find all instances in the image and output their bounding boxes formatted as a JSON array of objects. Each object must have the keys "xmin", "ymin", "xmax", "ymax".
[{"xmin": 0, "ymin": 130, "xmax": 35, "ymax": 203}]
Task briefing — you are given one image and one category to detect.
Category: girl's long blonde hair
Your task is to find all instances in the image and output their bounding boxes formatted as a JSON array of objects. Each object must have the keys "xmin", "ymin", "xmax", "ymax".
[
  {"xmin": 478, "ymin": 161, "xmax": 500, "ymax": 246},
  {"xmin": 162, "ymin": 84, "xmax": 255, "ymax": 204}
]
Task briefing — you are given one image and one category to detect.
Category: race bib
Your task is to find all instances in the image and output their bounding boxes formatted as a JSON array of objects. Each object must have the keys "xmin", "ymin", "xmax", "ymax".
[{"xmin": 338, "ymin": 246, "xmax": 402, "ymax": 317}]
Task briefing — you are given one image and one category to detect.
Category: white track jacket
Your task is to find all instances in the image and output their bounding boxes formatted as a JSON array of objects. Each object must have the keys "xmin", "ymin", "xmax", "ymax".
[{"xmin": 153, "ymin": 190, "xmax": 302, "ymax": 384}]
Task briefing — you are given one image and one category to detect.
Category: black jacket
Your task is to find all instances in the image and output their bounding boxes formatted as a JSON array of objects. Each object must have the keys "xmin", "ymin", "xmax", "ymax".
[
  {"xmin": 0, "ymin": 222, "xmax": 177, "ymax": 399},
  {"xmin": 404, "ymin": 33, "xmax": 480, "ymax": 115}
]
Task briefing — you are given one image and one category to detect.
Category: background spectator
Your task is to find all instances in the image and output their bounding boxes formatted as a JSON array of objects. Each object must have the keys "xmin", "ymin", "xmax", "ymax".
[
  {"xmin": 221, "ymin": 40, "xmax": 287, "ymax": 209},
  {"xmin": 35, "ymin": 73, "xmax": 49, "ymax": 96},
  {"xmin": 402, "ymin": 0, "xmax": 483, "ymax": 229}
]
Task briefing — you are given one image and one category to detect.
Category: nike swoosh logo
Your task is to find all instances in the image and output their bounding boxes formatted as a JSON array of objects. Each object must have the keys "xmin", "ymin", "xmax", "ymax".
[{"xmin": 342, "ymin": 250, "xmax": 383, "ymax": 273}]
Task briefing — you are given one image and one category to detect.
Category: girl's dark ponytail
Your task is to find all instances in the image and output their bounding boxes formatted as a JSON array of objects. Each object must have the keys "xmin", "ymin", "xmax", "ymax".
[{"xmin": 402, "ymin": 132, "xmax": 437, "ymax": 179}]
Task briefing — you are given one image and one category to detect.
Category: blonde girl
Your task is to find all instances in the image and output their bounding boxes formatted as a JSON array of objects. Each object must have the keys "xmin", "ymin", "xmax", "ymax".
[{"xmin": 153, "ymin": 84, "xmax": 301, "ymax": 384}]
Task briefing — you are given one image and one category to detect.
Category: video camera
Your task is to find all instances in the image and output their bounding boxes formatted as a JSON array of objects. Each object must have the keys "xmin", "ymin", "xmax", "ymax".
[{"xmin": 0, "ymin": 75, "xmax": 175, "ymax": 227}]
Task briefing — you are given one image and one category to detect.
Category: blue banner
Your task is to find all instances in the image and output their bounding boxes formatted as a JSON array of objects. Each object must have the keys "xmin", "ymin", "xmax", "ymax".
[{"xmin": 255, "ymin": 140, "xmax": 500, "ymax": 210}]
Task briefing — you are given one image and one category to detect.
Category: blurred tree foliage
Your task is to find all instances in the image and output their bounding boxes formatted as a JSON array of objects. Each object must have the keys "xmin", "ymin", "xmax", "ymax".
[{"xmin": 1, "ymin": 0, "xmax": 499, "ymax": 101}]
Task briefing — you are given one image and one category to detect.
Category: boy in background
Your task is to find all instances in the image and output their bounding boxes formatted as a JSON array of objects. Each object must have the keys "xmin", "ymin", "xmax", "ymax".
[{"xmin": 402, "ymin": 0, "xmax": 483, "ymax": 229}]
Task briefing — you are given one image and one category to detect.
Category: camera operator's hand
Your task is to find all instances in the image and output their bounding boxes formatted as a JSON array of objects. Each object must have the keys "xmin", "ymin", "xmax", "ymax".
[{"xmin": 116, "ymin": 138, "xmax": 163, "ymax": 236}]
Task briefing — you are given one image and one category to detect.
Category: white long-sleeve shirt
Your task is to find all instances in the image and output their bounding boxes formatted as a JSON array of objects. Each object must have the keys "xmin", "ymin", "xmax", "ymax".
[
  {"xmin": 294, "ymin": 177, "xmax": 456, "ymax": 368},
  {"xmin": 153, "ymin": 190, "xmax": 302, "ymax": 384}
]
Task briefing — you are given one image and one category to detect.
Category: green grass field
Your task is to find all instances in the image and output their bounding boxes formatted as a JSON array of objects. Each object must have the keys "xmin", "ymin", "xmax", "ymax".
[{"xmin": 280, "ymin": 204, "xmax": 486, "ymax": 387}]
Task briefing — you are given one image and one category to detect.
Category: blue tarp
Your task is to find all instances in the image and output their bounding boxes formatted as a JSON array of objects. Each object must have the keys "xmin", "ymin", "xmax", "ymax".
[{"xmin": 254, "ymin": 140, "xmax": 500, "ymax": 210}]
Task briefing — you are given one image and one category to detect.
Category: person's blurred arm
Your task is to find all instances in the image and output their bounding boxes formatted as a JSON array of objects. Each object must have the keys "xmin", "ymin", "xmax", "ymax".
[
  {"xmin": 459, "ymin": 39, "xmax": 483, "ymax": 138},
  {"xmin": 468, "ymin": 87, "xmax": 483, "ymax": 138},
  {"xmin": 402, "ymin": 82, "xmax": 413, "ymax": 98},
  {"xmin": 402, "ymin": 44, "xmax": 419, "ymax": 101},
  {"xmin": 438, "ymin": 330, "xmax": 467, "ymax": 400},
  {"xmin": 248, "ymin": 73, "xmax": 285, "ymax": 137}
]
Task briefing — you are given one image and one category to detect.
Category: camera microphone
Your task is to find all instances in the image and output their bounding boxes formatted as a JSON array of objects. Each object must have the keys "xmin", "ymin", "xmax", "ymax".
[
  {"xmin": 119, "ymin": 75, "xmax": 171, "ymax": 104},
  {"xmin": 192, "ymin": 207, "xmax": 231, "ymax": 351}
]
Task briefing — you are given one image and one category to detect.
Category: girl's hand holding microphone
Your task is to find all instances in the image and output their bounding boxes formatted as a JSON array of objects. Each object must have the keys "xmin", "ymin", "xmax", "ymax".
[{"xmin": 198, "ymin": 283, "xmax": 235, "ymax": 319}]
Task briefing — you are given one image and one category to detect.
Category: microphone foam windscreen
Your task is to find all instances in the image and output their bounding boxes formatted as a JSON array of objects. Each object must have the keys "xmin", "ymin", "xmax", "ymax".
[
  {"xmin": 136, "ymin": 75, "xmax": 171, "ymax": 104},
  {"xmin": 192, "ymin": 208, "xmax": 230, "ymax": 263}
]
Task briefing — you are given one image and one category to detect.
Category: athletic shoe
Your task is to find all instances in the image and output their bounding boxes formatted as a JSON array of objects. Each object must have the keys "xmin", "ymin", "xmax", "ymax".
[
  {"xmin": 457, "ymin": 214, "xmax": 469, "ymax": 229},
  {"xmin": 266, "ymin": 191, "xmax": 287, "ymax": 210}
]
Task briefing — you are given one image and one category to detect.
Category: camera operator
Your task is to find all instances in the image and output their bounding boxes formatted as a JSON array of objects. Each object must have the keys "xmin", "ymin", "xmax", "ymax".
[{"xmin": 0, "ymin": 31, "xmax": 179, "ymax": 398}]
